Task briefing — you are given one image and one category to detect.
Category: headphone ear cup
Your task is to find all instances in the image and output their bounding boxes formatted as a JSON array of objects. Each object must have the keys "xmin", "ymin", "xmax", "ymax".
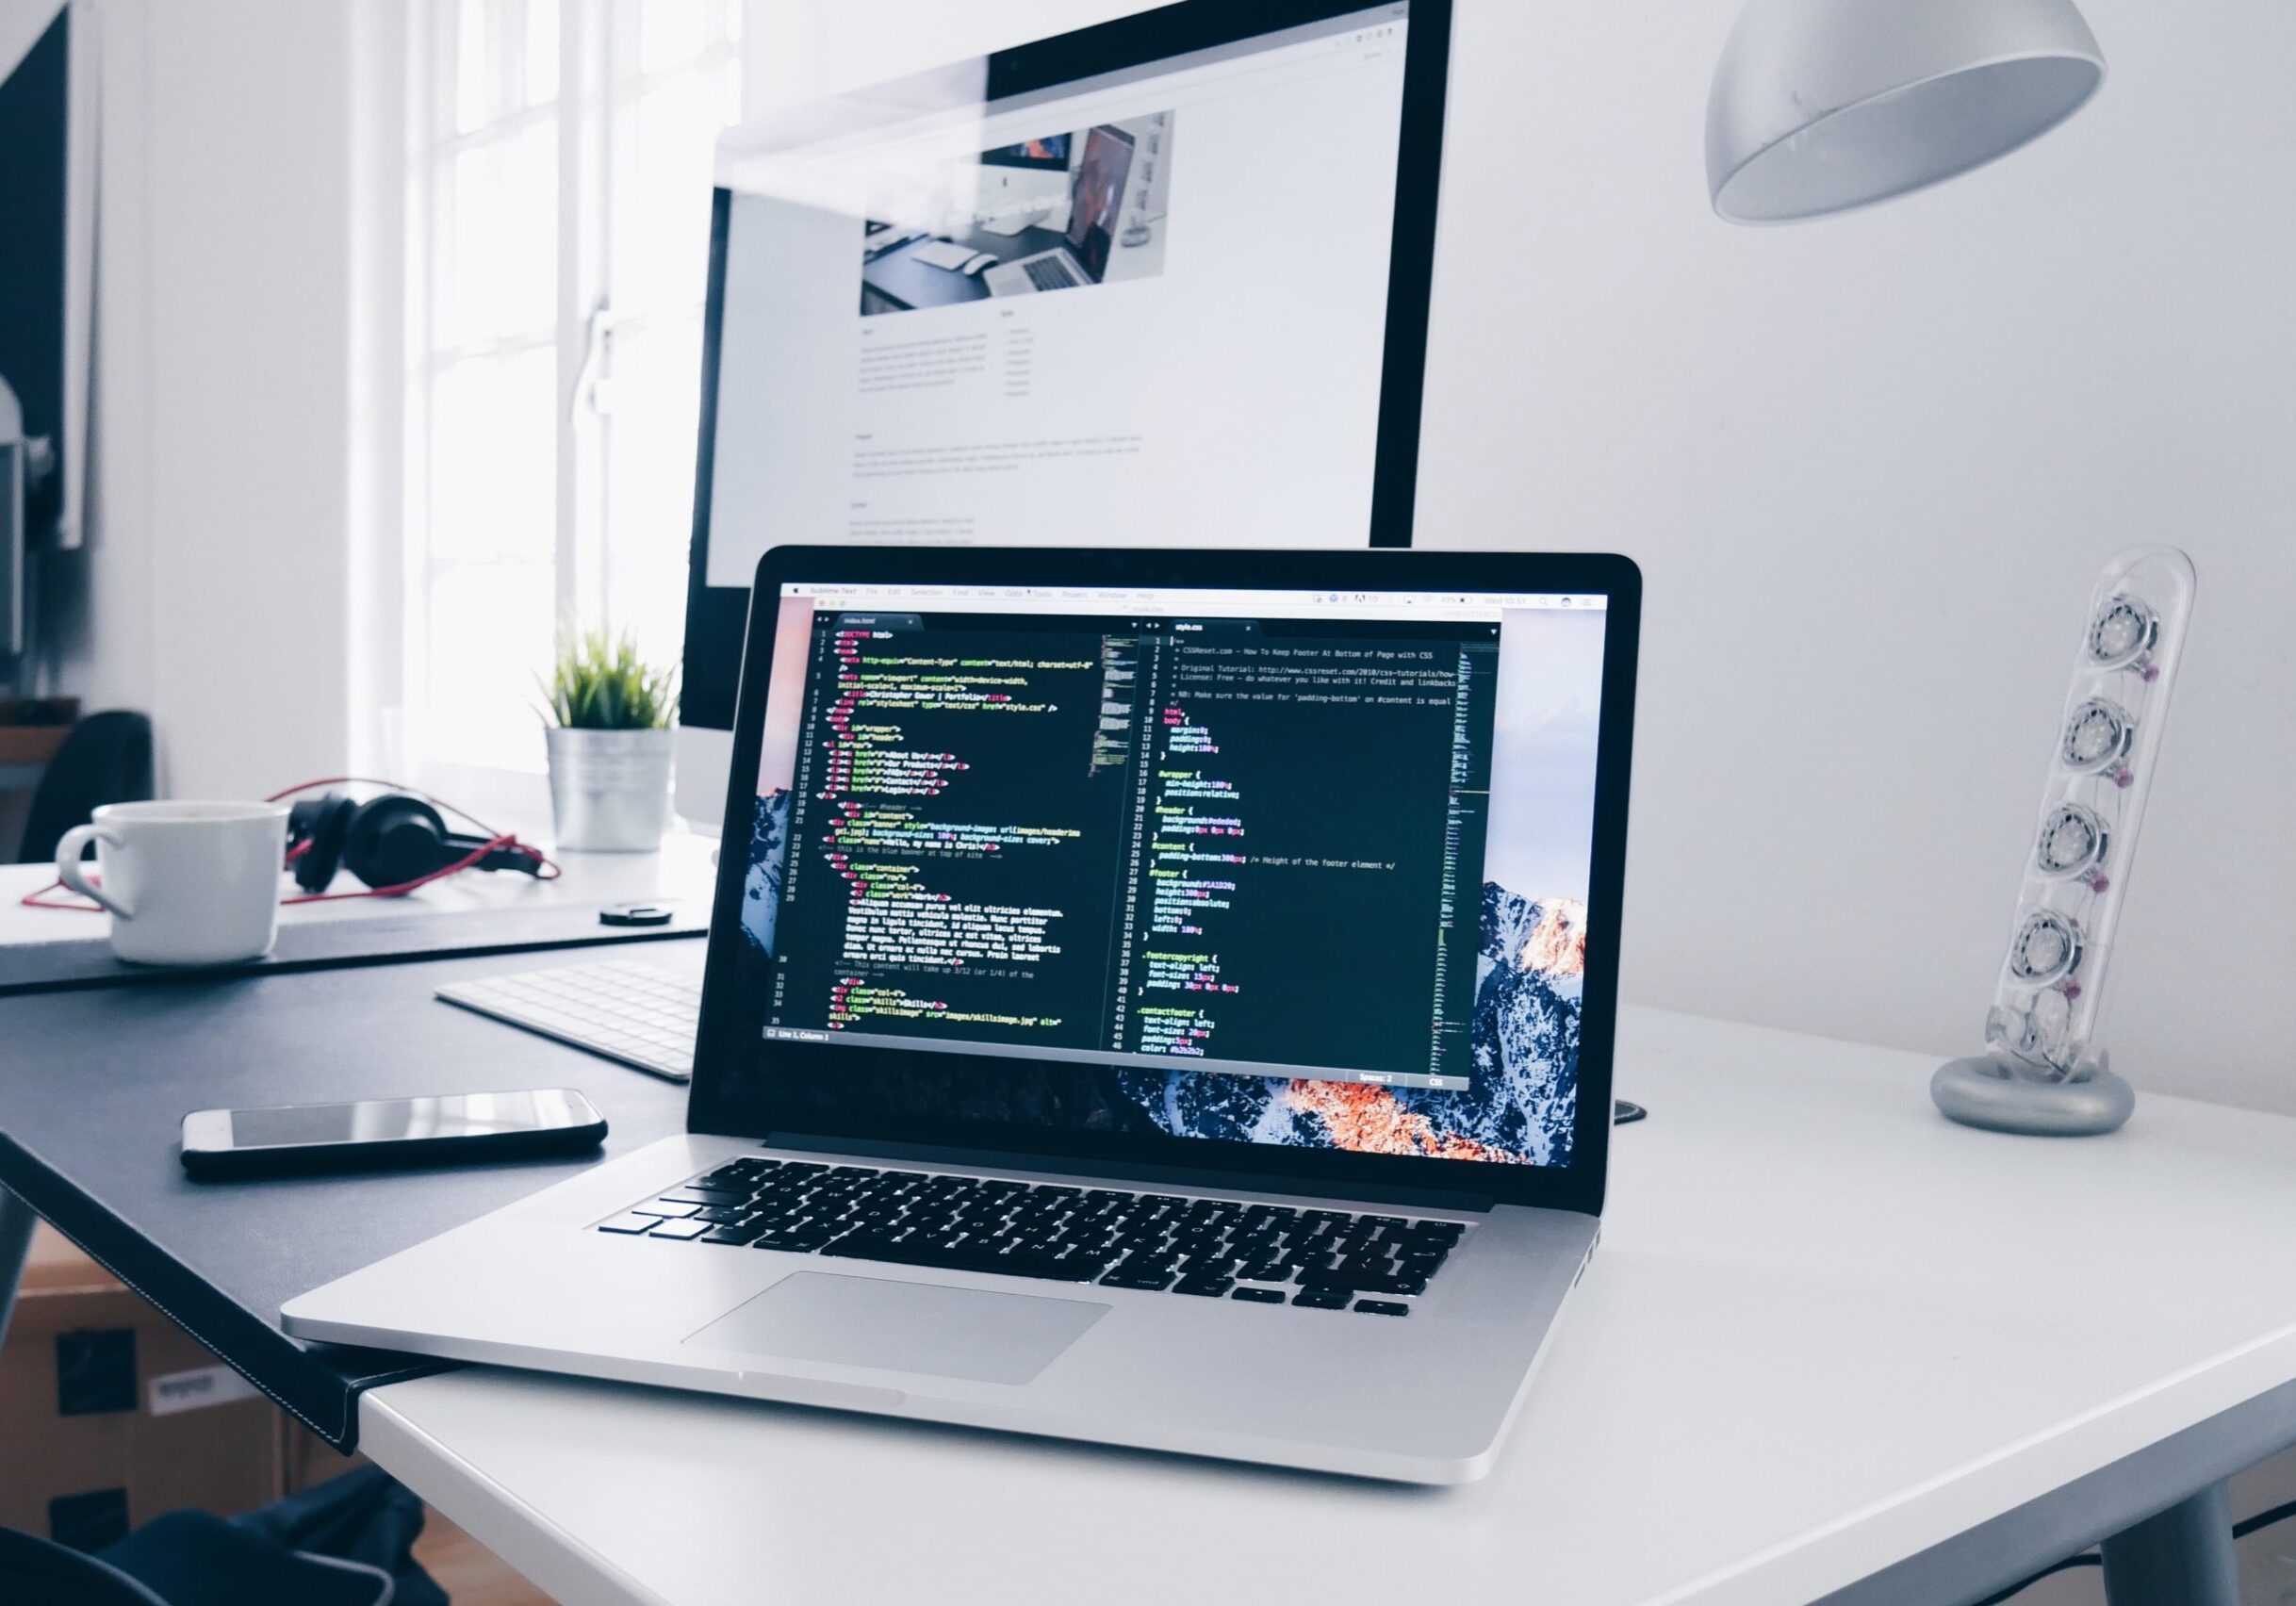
[
  {"xmin": 341, "ymin": 795, "xmax": 455, "ymax": 889},
  {"xmin": 287, "ymin": 795, "xmax": 356, "ymax": 893}
]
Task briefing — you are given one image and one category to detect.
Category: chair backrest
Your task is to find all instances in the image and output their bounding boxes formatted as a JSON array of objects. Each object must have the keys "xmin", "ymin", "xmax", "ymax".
[
  {"xmin": 0, "ymin": 1523, "xmax": 172, "ymax": 1606},
  {"xmin": 18, "ymin": 710, "xmax": 154, "ymax": 863}
]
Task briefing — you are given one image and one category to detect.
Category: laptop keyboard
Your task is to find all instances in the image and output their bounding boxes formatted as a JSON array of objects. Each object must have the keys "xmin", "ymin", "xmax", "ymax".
[
  {"xmin": 1024, "ymin": 255, "xmax": 1080, "ymax": 291},
  {"xmin": 599, "ymin": 1157, "xmax": 1468, "ymax": 1316}
]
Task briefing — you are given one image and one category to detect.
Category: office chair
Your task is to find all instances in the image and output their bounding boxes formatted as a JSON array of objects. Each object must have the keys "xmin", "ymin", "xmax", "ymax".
[
  {"xmin": 0, "ymin": 1499, "xmax": 413, "ymax": 1606},
  {"xmin": 0, "ymin": 1523, "xmax": 171, "ymax": 1606},
  {"xmin": 16, "ymin": 709, "xmax": 153, "ymax": 863}
]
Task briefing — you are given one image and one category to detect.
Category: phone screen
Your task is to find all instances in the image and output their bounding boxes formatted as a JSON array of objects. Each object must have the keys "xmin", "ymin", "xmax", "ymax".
[{"xmin": 226, "ymin": 1090, "xmax": 596, "ymax": 1149}]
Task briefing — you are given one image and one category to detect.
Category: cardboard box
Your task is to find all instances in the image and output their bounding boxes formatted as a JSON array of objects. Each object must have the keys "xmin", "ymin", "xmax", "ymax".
[{"xmin": 0, "ymin": 1225, "xmax": 283, "ymax": 1549}]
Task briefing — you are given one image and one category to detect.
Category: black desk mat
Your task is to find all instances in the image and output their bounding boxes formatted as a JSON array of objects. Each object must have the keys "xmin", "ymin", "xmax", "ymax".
[
  {"xmin": 0, "ymin": 949, "xmax": 692, "ymax": 1447},
  {"xmin": 0, "ymin": 900, "xmax": 710, "ymax": 996}
]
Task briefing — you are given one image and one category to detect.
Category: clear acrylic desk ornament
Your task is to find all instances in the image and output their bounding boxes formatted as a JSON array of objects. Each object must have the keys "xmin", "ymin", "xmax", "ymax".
[{"xmin": 1932, "ymin": 547, "xmax": 2196, "ymax": 1137}]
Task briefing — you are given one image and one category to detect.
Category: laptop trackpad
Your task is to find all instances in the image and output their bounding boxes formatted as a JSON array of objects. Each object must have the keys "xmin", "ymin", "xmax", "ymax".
[{"xmin": 686, "ymin": 1272, "xmax": 1109, "ymax": 1385}]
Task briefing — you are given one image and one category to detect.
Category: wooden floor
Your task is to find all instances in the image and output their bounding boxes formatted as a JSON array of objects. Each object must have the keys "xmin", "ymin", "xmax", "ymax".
[{"xmin": 415, "ymin": 1505, "xmax": 559, "ymax": 1606}]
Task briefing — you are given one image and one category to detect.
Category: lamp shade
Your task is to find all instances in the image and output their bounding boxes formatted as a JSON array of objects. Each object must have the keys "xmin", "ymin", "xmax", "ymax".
[{"xmin": 1707, "ymin": 0, "xmax": 2105, "ymax": 223}]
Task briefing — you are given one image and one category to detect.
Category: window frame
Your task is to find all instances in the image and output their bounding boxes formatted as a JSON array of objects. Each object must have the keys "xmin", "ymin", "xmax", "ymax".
[{"xmin": 393, "ymin": 0, "xmax": 749, "ymax": 824}]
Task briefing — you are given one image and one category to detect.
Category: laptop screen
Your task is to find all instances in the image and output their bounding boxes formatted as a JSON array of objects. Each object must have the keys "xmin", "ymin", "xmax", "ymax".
[
  {"xmin": 1062, "ymin": 125, "xmax": 1135, "ymax": 283},
  {"xmin": 732, "ymin": 580, "xmax": 1609, "ymax": 1172}
]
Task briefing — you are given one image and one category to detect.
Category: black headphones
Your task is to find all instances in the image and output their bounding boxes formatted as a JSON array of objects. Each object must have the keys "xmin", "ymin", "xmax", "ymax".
[{"xmin": 285, "ymin": 792, "xmax": 548, "ymax": 893}]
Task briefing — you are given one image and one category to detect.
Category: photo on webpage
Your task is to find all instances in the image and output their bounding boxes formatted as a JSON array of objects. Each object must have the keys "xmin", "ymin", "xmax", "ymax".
[{"xmin": 858, "ymin": 113, "xmax": 1173, "ymax": 317}]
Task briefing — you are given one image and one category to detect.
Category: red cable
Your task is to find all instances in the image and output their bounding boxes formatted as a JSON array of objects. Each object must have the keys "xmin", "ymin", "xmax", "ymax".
[
  {"xmin": 20, "ymin": 878, "xmax": 103, "ymax": 912},
  {"xmin": 20, "ymin": 777, "xmax": 561, "ymax": 911}
]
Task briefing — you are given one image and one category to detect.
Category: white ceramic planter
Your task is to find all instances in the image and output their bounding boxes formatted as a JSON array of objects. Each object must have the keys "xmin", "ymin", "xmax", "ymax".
[{"xmin": 544, "ymin": 726, "xmax": 674, "ymax": 852}]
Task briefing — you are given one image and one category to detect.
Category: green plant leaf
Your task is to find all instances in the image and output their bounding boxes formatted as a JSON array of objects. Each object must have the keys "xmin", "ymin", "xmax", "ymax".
[{"xmin": 538, "ymin": 624, "xmax": 679, "ymax": 729}]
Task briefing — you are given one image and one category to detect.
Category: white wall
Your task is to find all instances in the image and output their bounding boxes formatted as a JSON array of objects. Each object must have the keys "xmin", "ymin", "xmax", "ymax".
[
  {"xmin": 762, "ymin": 0, "xmax": 2296, "ymax": 1112},
  {"xmin": 42, "ymin": 0, "xmax": 362, "ymax": 800},
  {"xmin": 1416, "ymin": 0, "xmax": 2296, "ymax": 1112}
]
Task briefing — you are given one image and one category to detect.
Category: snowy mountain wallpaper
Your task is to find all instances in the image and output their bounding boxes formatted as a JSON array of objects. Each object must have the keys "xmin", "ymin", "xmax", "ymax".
[{"xmin": 738, "ymin": 603, "xmax": 1607, "ymax": 1169}]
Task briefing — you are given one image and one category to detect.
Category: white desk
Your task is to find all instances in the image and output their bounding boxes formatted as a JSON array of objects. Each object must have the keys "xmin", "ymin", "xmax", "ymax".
[
  {"xmin": 0, "ymin": 832, "xmax": 722, "ymax": 949},
  {"xmin": 347, "ymin": 1008, "xmax": 2296, "ymax": 1606}
]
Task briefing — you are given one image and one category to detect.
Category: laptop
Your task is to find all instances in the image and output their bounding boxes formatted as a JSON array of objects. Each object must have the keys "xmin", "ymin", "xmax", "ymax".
[
  {"xmin": 284, "ymin": 545, "xmax": 1642, "ymax": 1484},
  {"xmin": 982, "ymin": 126, "xmax": 1136, "ymax": 297}
]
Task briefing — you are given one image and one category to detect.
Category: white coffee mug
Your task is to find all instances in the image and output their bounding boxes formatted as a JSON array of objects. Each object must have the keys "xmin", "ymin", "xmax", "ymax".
[{"xmin": 56, "ymin": 800, "xmax": 290, "ymax": 965}]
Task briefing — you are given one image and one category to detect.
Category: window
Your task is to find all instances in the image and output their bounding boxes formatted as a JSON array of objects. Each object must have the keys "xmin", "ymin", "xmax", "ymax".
[{"xmin": 402, "ymin": 0, "xmax": 749, "ymax": 794}]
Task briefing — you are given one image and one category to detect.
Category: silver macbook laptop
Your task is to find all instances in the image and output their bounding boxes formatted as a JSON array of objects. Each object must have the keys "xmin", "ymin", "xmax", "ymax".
[
  {"xmin": 983, "ymin": 125, "xmax": 1134, "ymax": 296},
  {"xmin": 285, "ymin": 545, "xmax": 1642, "ymax": 1483}
]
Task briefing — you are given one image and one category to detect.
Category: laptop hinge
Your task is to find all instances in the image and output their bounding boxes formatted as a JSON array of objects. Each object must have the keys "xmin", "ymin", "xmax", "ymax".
[{"xmin": 756, "ymin": 1132, "xmax": 1500, "ymax": 1214}]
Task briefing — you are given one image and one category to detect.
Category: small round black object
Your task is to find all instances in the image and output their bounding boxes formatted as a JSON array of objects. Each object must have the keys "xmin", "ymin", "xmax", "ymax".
[{"xmin": 600, "ymin": 901, "xmax": 676, "ymax": 927}]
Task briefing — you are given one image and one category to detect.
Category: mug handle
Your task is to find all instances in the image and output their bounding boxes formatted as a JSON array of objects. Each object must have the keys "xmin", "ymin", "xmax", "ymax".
[{"xmin": 56, "ymin": 824, "xmax": 134, "ymax": 920}]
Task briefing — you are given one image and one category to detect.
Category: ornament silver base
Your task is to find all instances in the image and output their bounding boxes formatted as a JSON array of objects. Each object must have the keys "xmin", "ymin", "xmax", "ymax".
[{"xmin": 1931, "ymin": 1054, "xmax": 2134, "ymax": 1137}]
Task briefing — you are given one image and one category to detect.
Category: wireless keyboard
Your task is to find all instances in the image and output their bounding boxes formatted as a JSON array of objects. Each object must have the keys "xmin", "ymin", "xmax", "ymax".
[{"xmin": 437, "ymin": 952, "xmax": 705, "ymax": 1083}]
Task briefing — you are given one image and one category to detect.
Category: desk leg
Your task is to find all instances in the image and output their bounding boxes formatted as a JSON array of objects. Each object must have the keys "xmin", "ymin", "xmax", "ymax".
[
  {"xmin": 2100, "ymin": 1482, "xmax": 2239, "ymax": 1606},
  {"xmin": 0, "ymin": 1185, "xmax": 35, "ymax": 1352}
]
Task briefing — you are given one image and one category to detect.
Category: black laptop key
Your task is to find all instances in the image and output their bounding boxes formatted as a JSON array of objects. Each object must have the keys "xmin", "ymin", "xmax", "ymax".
[
  {"xmin": 1173, "ymin": 1275, "xmax": 1234, "ymax": 1298},
  {"xmin": 701, "ymin": 1223, "xmax": 767, "ymax": 1246},
  {"xmin": 690, "ymin": 1205, "xmax": 749, "ymax": 1224},
  {"xmin": 821, "ymin": 1234, "xmax": 1097, "ymax": 1283},
  {"xmin": 1354, "ymin": 1300, "xmax": 1411, "ymax": 1317},
  {"xmin": 659, "ymin": 1188, "xmax": 743, "ymax": 1207},
  {"xmin": 1099, "ymin": 1266, "xmax": 1175, "ymax": 1291},
  {"xmin": 751, "ymin": 1224, "xmax": 842, "ymax": 1254},
  {"xmin": 1301, "ymin": 1268, "xmax": 1430, "ymax": 1298},
  {"xmin": 1231, "ymin": 1286, "xmax": 1285, "ymax": 1303},
  {"xmin": 1291, "ymin": 1287, "xmax": 1351, "ymax": 1309}
]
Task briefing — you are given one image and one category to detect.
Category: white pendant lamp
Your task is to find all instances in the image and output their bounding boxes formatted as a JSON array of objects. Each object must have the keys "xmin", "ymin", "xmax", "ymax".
[{"xmin": 1707, "ymin": 0, "xmax": 2106, "ymax": 223}]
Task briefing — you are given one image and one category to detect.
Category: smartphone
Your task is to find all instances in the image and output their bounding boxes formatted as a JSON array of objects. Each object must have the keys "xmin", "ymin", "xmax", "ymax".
[{"xmin": 180, "ymin": 1089, "xmax": 606, "ymax": 1178}]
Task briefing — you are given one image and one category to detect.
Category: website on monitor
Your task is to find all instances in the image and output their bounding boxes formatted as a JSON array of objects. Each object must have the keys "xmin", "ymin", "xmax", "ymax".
[{"xmin": 705, "ymin": 6, "xmax": 1414, "ymax": 588}]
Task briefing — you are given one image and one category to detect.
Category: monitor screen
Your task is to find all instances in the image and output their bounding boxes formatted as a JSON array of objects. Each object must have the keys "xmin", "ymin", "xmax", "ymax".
[
  {"xmin": 707, "ymin": 3, "xmax": 1414, "ymax": 576},
  {"xmin": 681, "ymin": 2, "xmax": 1440, "ymax": 786},
  {"xmin": 731, "ymin": 580, "xmax": 1608, "ymax": 1172}
]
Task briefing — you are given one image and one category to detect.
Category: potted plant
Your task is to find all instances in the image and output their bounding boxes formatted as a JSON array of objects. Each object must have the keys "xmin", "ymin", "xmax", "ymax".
[{"xmin": 538, "ymin": 628, "xmax": 678, "ymax": 852}]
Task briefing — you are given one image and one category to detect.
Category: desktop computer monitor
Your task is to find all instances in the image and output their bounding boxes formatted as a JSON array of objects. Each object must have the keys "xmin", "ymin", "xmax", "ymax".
[{"xmin": 676, "ymin": 0, "xmax": 1447, "ymax": 828}]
